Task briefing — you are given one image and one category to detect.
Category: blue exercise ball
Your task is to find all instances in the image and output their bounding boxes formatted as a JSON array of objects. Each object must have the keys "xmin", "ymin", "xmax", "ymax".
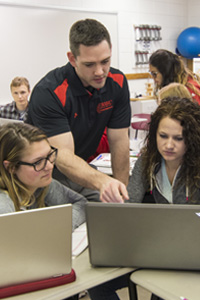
[{"xmin": 177, "ymin": 27, "xmax": 200, "ymax": 59}]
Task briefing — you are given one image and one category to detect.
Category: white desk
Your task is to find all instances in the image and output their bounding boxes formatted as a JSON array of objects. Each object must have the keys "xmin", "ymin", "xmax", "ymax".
[
  {"xmin": 91, "ymin": 152, "xmax": 137, "ymax": 176},
  {"xmin": 131, "ymin": 117, "xmax": 148, "ymax": 123},
  {"xmin": 130, "ymin": 269, "xmax": 200, "ymax": 300},
  {"xmin": 130, "ymin": 99, "xmax": 158, "ymax": 115},
  {"xmin": 7, "ymin": 249, "xmax": 134, "ymax": 300}
]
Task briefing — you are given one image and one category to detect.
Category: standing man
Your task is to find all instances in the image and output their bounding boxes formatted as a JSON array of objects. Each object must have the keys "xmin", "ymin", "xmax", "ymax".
[
  {"xmin": 27, "ymin": 19, "xmax": 131, "ymax": 203},
  {"xmin": 0, "ymin": 77, "xmax": 30, "ymax": 121}
]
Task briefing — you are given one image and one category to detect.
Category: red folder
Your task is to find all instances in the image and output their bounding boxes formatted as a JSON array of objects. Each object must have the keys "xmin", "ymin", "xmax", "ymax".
[{"xmin": 0, "ymin": 269, "xmax": 76, "ymax": 299}]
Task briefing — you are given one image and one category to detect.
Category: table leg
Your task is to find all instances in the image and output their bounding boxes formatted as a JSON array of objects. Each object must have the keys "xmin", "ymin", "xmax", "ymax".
[{"xmin": 128, "ymin": 280, "xmax": 138, "ymax": 300}]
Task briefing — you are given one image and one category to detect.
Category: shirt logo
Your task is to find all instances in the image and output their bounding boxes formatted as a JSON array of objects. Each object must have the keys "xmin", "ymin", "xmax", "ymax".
[
  {"xmin": 74, "ymin": 113, "xmax": 78, "ymax": 118},
  {"xmin": 97, "ymin": 100, "xmax": 113, "ymax": 113}
]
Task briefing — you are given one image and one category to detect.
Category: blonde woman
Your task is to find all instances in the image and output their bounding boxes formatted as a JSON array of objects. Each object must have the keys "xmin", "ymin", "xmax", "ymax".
[
  {"xmin": 0, "ymin": 122, "xmax": 86, "ymax": 230},
  {"xmin": 157, "ymin": 82, "xmax": 192, "ymax": 105}
]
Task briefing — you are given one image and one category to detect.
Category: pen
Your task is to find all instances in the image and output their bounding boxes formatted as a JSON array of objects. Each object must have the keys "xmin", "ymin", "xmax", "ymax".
[{"xmin": 96, "ymin": 154, "xmax": 102, "ymax": 160}]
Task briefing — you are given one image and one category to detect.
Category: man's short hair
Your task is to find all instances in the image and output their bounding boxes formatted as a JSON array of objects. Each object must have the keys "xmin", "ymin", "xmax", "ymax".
[
  {"xmin": 69, "ymin": 19, "xmax": 111, "ymax": 57},
  {"xmin": 10, "ymin": 77, "xmax": 30, "ymax": 91}
]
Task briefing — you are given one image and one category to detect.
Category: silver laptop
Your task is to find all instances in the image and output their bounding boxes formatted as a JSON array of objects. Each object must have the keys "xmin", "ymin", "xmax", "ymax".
[
  {"xmin": 0, "ymin": 204, "xmax": 72, "ymax": 288},
  {"xmin": 86, "ymin": 202, "xmax": 200, "ymax": 270},
  {"xmin": 0, "ymin": 117, "xmax": 23, "ymax": 125}
]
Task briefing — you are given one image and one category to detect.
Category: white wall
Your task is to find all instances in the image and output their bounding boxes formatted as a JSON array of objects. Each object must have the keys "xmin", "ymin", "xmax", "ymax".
[
  {"xmin": 188, "ymin": 0, "xmax": 200, "ymax": 26},
  {"xmin": 0, "ymin": 0, "xmax": 193, "ymax": 102},
  {"xmin": 0, "ymin": 3, "xmax": 118, "ymax": 103}
]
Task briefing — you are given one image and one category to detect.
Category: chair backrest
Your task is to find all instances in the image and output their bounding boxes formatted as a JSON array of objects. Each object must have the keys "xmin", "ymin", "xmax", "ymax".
[{"xmin": 131, "ymin": 113, "xmax": 151, "ymax": 131}]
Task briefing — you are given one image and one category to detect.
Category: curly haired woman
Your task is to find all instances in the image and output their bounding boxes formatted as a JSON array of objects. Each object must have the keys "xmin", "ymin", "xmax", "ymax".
[{"xmin": 127, "ymin": 96, "xmax": 200, "ymax": 204}]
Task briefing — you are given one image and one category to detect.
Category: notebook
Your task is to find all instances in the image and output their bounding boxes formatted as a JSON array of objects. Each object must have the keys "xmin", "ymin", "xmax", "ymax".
[
  {"xmin": 0, "ymin": 117, "xmax": 23, "ymax": 125},
  {"xmin": 86, "ymin": 202, "xmax": 200, "ymax": 270},
  {"xmin": 0, "ymin": 204, "xmax": 72, "ymax": 288}
]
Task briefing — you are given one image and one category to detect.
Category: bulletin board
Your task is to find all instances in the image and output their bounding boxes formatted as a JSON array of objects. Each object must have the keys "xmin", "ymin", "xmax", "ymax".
[{"xmin": 0, "ymin": 3, "xmax": 118, "ymax": 103}]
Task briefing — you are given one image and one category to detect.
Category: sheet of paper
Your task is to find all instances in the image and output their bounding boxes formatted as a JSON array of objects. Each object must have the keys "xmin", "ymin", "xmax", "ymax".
[
  {"xmin": 72, "ymin": 222, "xmax": 88, "ymax": 258},
  {"xmin": 91, "ymin": 153, "xmax": 111, "ymax": 167},
  {"xmin": 91, "ymin": 152, "xmax": 138, "ymax": 175}
]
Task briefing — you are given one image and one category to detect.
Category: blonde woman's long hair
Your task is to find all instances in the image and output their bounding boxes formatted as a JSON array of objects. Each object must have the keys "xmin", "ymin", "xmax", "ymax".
[
  {"xmin": 157, "ymin": 83, "xmax": 192, "ymax": 105},
  {"xmin": 0, "ymin": 123, "xmax": 49, "ymax": 210}
]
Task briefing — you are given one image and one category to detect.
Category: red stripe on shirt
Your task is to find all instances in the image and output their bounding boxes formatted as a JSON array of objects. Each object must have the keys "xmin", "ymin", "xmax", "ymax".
[
  {"xmin": 54, "ymin": 79, "xmax": 69, "ymax": 107},
  {"xmin": 107, "ymin": 72, "xmax": 124, "ymax": 88}
]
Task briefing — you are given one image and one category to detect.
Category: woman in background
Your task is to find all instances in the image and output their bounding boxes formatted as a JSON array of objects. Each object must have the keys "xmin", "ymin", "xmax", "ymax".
[
  {"xmin": 0, "ymin": 122, "xmax": 86, "ymax": 230},
  {"xmin": 149, "ymin": 49, "xmax": 200, "ymax": 104},
  {"xmin": 127, "ymin": 96, "xmax": 200, "ymax": 204}
]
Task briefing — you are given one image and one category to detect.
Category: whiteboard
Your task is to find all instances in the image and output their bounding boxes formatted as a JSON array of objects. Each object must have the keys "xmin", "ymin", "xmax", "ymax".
[{"xmin": 0, "ymin": 4, "xmax": 118, "ymax": 103}]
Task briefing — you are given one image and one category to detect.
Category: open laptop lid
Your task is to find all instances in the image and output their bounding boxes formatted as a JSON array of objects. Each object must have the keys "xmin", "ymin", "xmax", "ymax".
[
  {"xmin": 86, "ymin": 202, "xmax": 200, "ymax": 270},
  {"xmin": 0, "ymin": 204, "xmax": 72, "ymax": 288}
]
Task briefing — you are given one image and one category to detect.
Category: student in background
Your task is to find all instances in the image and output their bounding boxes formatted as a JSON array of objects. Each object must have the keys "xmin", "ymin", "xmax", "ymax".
[
  {"xmin": 27, "ymin": 19, "xmax": 131, "ymax": 203},
  {"xmin": 127, "ymin": 96, "xmax": 200, "ymax": 204},
  {"xmin": 0, "ymin": 122, "xmax": 86, "ymax": 231},
  {"xmin": 0, "ymin": 77, "xmax": 30, "ymax": 121},
  {"xmin": 157, "ymin": 82, "xmax": 192, "ymax": 105},
  {"xmin": 149, "ymin": 49, "xmax": 200, "ymax": 104}
]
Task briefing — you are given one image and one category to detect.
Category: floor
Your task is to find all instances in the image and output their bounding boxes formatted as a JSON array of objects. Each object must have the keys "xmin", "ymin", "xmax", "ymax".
[{"xmin": 80, "ymin": 286, "xmax": 152, "ymax": 299}]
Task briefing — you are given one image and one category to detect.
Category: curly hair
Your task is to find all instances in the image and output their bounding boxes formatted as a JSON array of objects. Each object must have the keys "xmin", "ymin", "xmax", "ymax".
[
  {"xmin": 69, "ymin": 19, "xmax": 111, "ymax": 57},
  {"xmin": 149, "ymin": 49, "xmax": 200, "ymax": 97},
  {"xmin": 141, "ymin": 97, "xmax": 200, "ymax": 194},
  {"xmin": 0, "ymin": 122, "xmax": 49, "ymax": 210}
]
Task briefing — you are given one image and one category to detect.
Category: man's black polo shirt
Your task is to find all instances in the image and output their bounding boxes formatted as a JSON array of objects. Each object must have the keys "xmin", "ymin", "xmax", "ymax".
[{"xmin": 27, "ymin": 63, "xmax": 131, "ymax": 160}]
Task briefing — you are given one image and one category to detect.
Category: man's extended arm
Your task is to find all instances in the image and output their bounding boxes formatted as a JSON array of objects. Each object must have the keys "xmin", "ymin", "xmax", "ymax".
[
  {"xmin": 48, "ymin": 132, "xmax": 129, "ymax": 203},
  {"xmin": 107, "ymin": 127, "xmax": 130, "ymax": 186}
]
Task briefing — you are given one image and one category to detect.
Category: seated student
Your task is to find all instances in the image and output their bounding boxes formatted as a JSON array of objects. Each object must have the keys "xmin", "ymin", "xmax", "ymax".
[
  {"xmin": 89, "ymin": 97, "xmax": 200, "ymax": 300},
  {"xmin": 127, "ymin": 96, "xmax": 200, "ymax": 204},
  {"xmin": 157, "ymin": 82, "xmax": 192, "ymax": 105},
  {"xmin": 0, "ymin": 122, "xmax": 86, "ymax": 231},
  {"xmin": 0, "ymin": 77, "xmax": 30, "ymax": 121}
]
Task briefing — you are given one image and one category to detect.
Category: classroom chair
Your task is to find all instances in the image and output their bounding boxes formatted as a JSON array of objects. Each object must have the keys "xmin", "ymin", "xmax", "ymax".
[{"xmin": 131, "ymin": 113, "xmax": 151, "ymax": 139}]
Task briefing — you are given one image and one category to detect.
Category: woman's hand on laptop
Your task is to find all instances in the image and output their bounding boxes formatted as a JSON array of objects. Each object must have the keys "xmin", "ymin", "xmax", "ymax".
[{"xmin": 100, "ymin": 178, "xmax": 129, "ymax": 203}]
